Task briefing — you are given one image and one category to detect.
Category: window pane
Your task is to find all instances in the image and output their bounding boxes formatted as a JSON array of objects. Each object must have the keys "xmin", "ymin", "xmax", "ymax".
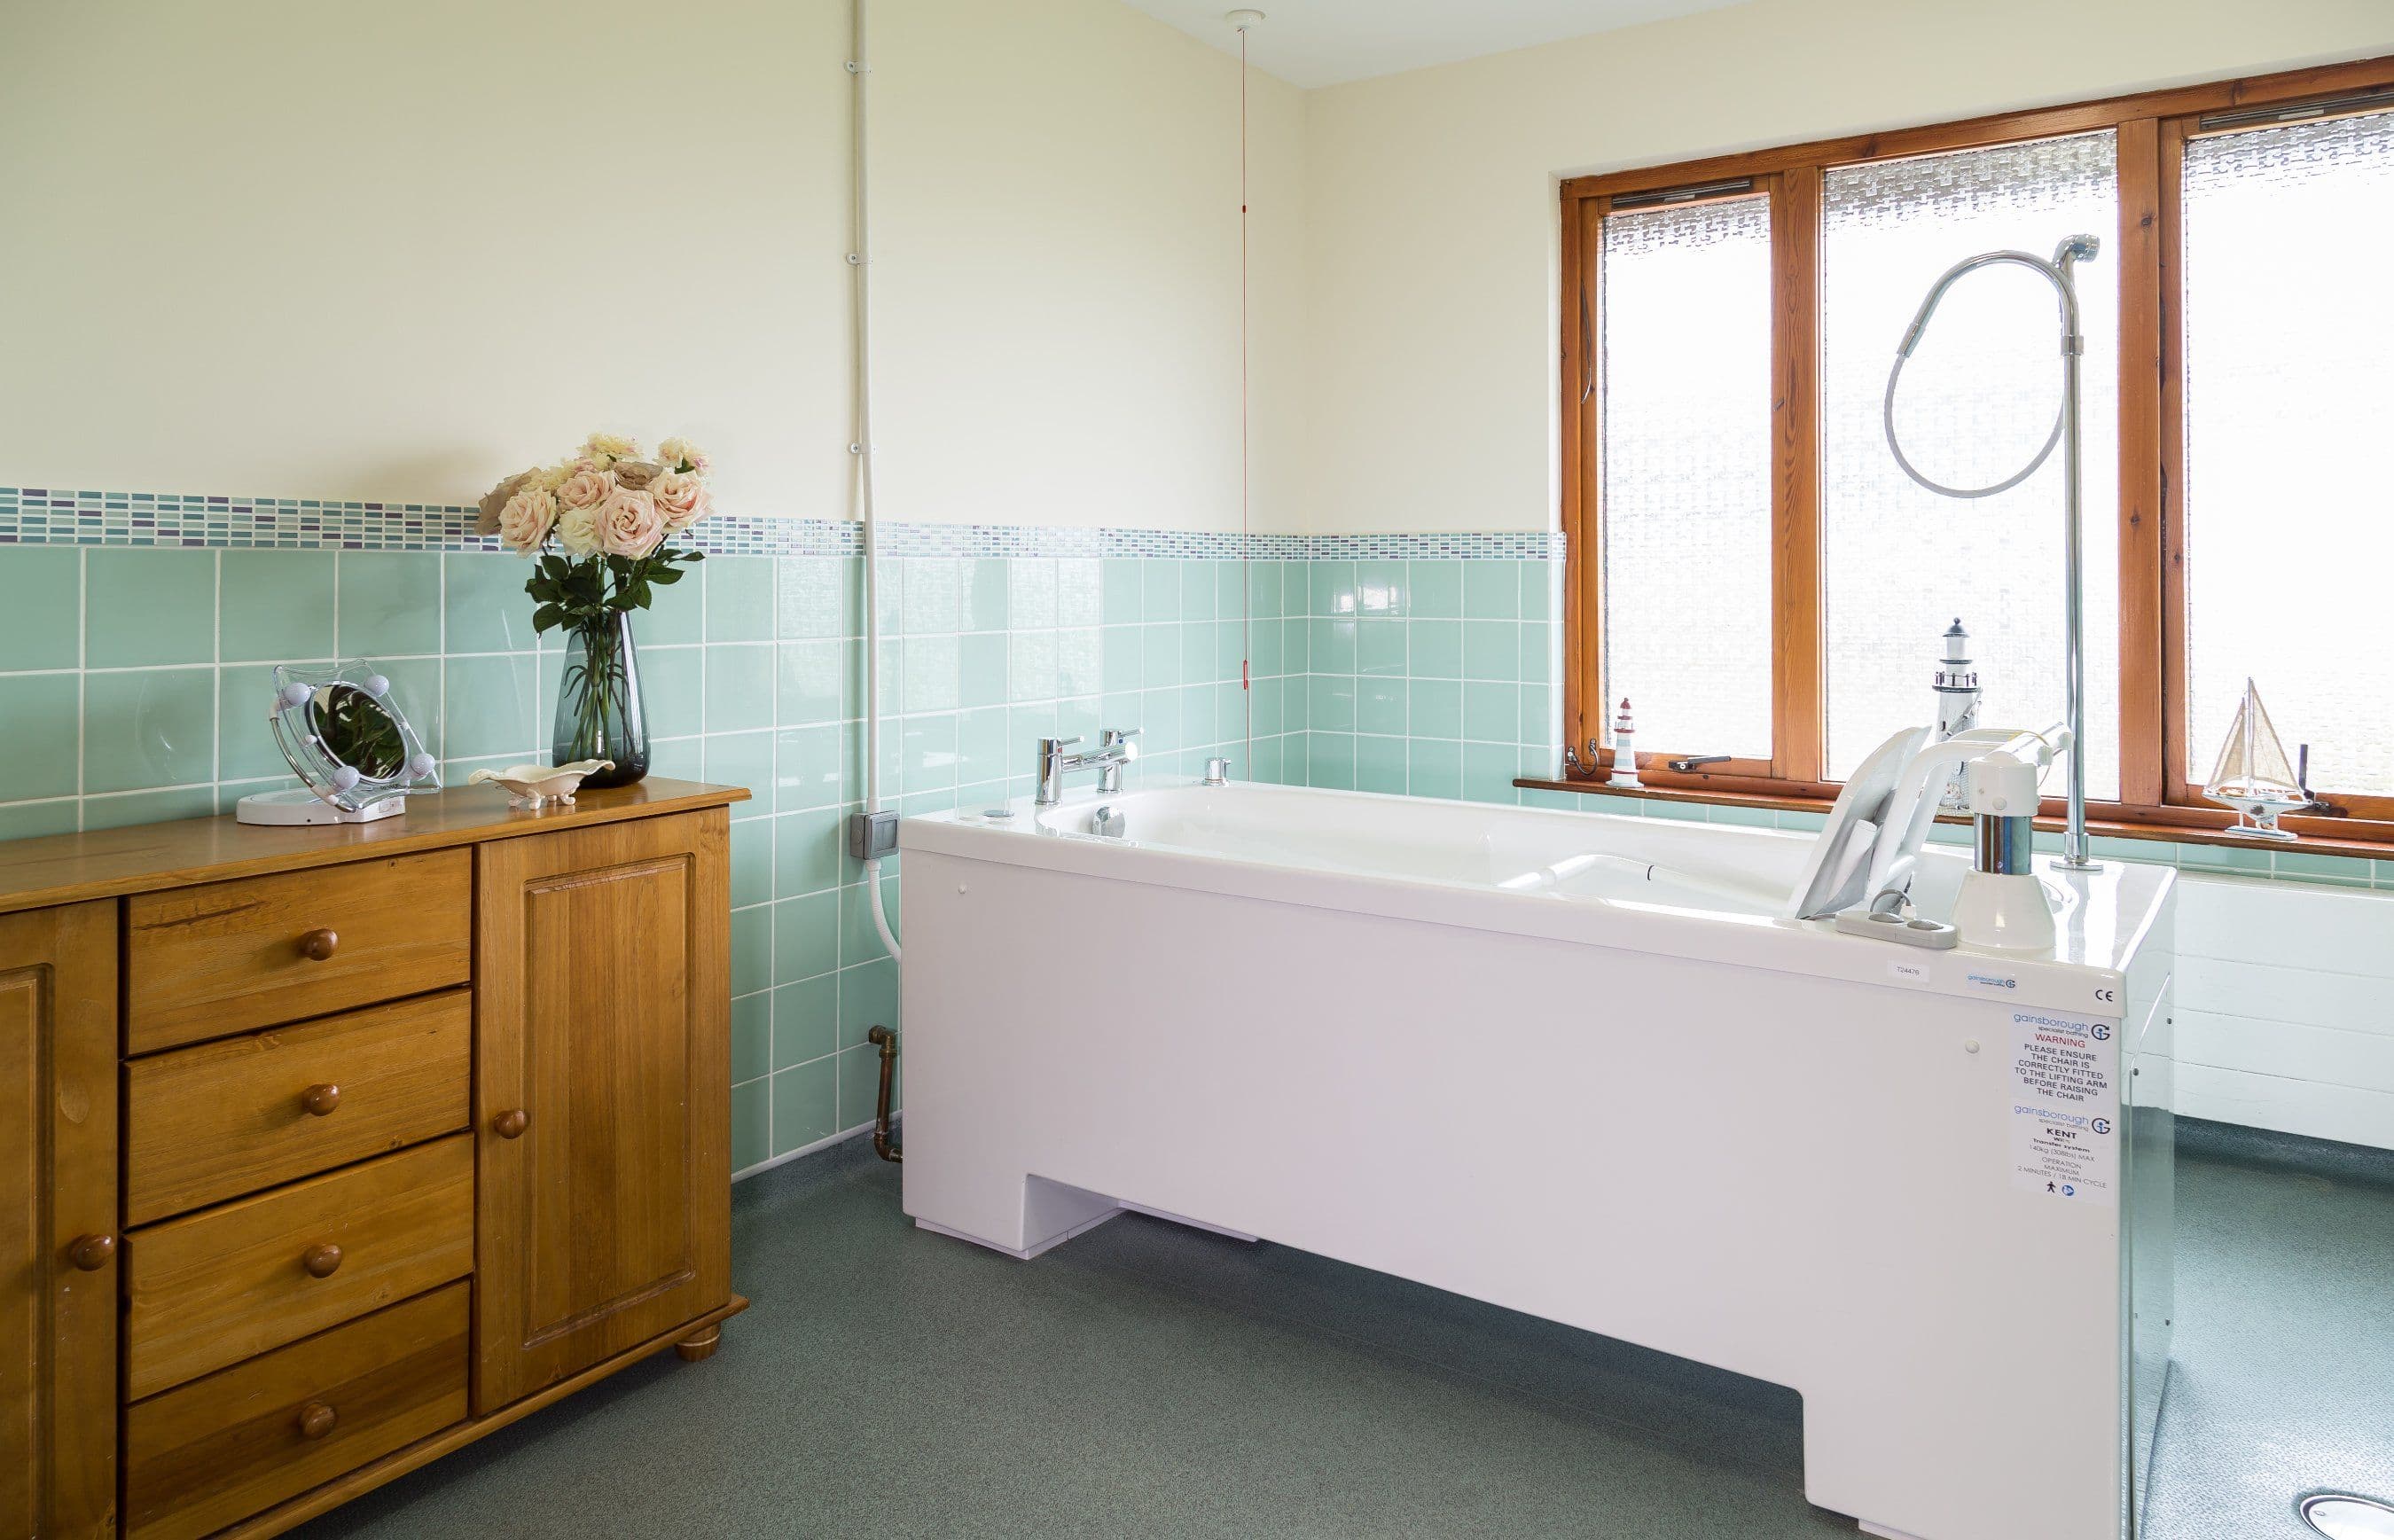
[
  {"xmin": 1599, "ymin": 195, "xmax": 1775, "ymax": 760},
  {"xmin": 2183, "ymin": 111, "xmax": 2394, "ymax": 796},
  {"xmin": 1821, "ymin": 135, "xmax": 2120, "ymax": 796}
]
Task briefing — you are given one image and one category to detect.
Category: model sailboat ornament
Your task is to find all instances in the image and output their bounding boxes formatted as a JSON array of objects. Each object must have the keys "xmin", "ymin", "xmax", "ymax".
[{"xmin": 2204, "ymin": 678, "xmax": 2311, "ymax": 840}]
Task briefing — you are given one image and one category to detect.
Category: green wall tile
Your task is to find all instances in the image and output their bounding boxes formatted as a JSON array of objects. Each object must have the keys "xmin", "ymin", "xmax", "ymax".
[
  {"xmin": 706, "ymin": 730, "xmax": 775, "ymax": 814},
  {"xmin": 1357, "ymin": 560, "xmax": 1406, "ymax": 616},
  {"xmin": 963, "ymin": 559, "xmax": 1010, "ymax": 631},
  {"xmin": 1522, "ymin": 562, "xmax": 1557, "ymax": 621},
  {"xmin": 776, "ymin": 806, "xmax": 845, "ymax": 897},
  {"xmin": 773, "ymin": 977, "xmax": 838, "ymax": 1068},
  {"xmin": 1356, "ymin": 734, "xmax": 1406, "ymax": 794},
  {"xmin": 1180, "ymin": 560, "xmax": 1217, "ymax": 621},
  {"xmin": 1463, "ymin": 561, "xmax": 1520, "ymax": 619},
  {"xmin": 1056, "ymin": 629, "xmax": 1101, "ymax": 699},
  {"xmin": 731, "ymin": 992, "xmax": 771, "ymax": 1083},
  {"xmin": 836, "ymin": 1043, "xmax": 888, "ymax": 1131},
  {"xmin": 777, "ymin": 640, "xmax": 848, "ymax": 727},
  {"xmin": 0, "ymin": 675, "xmax": 81, "ymax": 800},
  {"xmin": 771, "ymin": 1059, "xmax": 837, "ymax": 1155},
  {"xmin": 1305, "ymin": 731, "xmax": 1354, "ymax": 790},
  {"xmin": 1407, "ymin": 739, "xmax": 1461, "ymax": 799},
  {"xmin": 337, "ymin": 552, "xmax": 442, "ymax": 657},
  {"xmin": 442, "ymin": 653, "xmax": 535, "ymax": 761},
  {"xmin": 1461, "ymin": 742, "xmax": 1518, "ymax": 804},
  {"xmin": 641, "ymin": 645, "xmax": 706, "ymax": 740},
  {"xmin": 776, "ymin": 559, "xmax": 848, "ymax": 640},
  {"xmin": 1462, "ymin": 621, "xmax": 1517, "ymax": 681},
  {"xmin": 1357, "ymin": 619, "xmax": 1405, "ymax": 677},
  {"xmin": 1308, "ymin": 676, "xmax": 1356, "ymax": 732},
  {"xmin": 1102, "ymin": 559, "xmax": 1144, "ymax": 623},
  {"xmin": 85, "ymin": 786, "xmax": 214, "ymax": 829},
  {"xmin": 1408, "ymin": 679, "xmax": 1461, "ymax": 739},
  {"xmin": 87, "ymin": 550, "xmax": 215, "ymax": 668},
  {"xmin": 216, "ymin": 665, "xmax": 292, "ymax": 783},
  {"xmin": 0, "ymin": 548, "xmax": 82, "ymax": 670},
  {"xmin": 774, "ymin": 892, "xmax": 838, "ymax": 983},
  {"xmin": 1011, "ymin": 631, "xmax": 1058, "ymax": 702},
  {"xmin": 1461, "ymin": 683, "xmax": 1515, "ymax": 744},
  {"xmin": 730, "ymin": 817, "xmax": 773, "ymax": 909},
  {"xmin": 1408, "ymin": 560, "xmax": 1461, "ymax": 619},
  {"xmin": 1011, "ymin": 559, "xmax": 1059, "ymax": 629},
  {"xmin": 902, "ymin": 559, "xmax": 959, "ymax": 636},
  {"xmin": 1139, "ymin": 560, "xmax": 1179, "ymax": 622},
  {"xmin": 730, "ymin": 1079, "xmax": 769, "ymax": 1171},
  {"xmin": 0, "ymin": 800, "xmax": 78, "ymax": 840},
  {"xmin": 1356, "ymin": 677, "xmax": 1405, "ymax": 737},
  {"xmin": 899, "ymin": 635, "xmax": 958, "ymax": 715},
  {"xmin": 731, "ymin": 902, "xmax": 772, "ymax": 997},
  {"xmin": 838, "ymin": 958, "xmax": 900, "ymax": 1048},
  {"xmin": 706, "ymin": 557, "xmax": 775, "ymax": 642},
  {"xmin": 1410, "ymin": 621, "xmax": 1461, "ymax": 679},
  {"xmin": 442, "ymin": 554, "xmax": 539, "ymax": 653},
  {"xmin": 842, "ymin": 876, "xmax": 897, "ymax": 966},
  {"xmin": 220, "ymin": 551, "xmax": 335, "ymax": 663},
  {"xmin": 632, "ymin": 559, "xmax": 704, "ymax": 646},
  {"xmin": 82, "ymin": 668, "xmax": 214, "ymax": 793}
]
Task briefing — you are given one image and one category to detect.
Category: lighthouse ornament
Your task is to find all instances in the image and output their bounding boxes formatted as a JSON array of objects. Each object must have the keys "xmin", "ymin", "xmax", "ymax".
[
  {"xmin": 1932, "ymin": 618, "xmax": 1982, "ymax": 810},
  {"xmin": 1608, "ymin": 698, "xmax": 1642, "ymax": 788}
]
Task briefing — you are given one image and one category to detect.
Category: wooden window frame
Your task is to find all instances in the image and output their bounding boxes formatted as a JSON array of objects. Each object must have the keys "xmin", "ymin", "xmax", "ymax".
[{"xmin": 1552, "ymin": 54, "xmax": 2394, "ymax": 851}]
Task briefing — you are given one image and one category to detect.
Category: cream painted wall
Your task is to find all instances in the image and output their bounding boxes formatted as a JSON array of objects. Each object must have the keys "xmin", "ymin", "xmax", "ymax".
[
  {"xmin": 872, "ymin": 0, "xmax": 1305, "ymax": 532},
  {"xmin": 0, "ymin": 0, "xmax": 1302, "ymax": 532},
  {"xmin": 1300, "ymin": 0, "xmax": 2394, "ymax": 534}
]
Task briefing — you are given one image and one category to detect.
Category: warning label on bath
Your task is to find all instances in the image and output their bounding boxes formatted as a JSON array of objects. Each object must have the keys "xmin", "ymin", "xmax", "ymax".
[{"xmin": 2008, "ymin": 1009, "xmax": 2118, "ymax": 1206}]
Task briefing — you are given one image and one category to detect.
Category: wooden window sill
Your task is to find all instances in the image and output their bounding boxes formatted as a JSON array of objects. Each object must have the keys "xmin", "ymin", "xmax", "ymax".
[{"xmin": 1514, "ymin": 776, "xmax": 2394, "ymax": 864}]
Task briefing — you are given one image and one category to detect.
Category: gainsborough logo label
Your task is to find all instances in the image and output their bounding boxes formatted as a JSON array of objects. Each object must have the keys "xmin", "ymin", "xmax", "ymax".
[{"xmin": 1966, "ymin": 972, "xmax": 2020, "ymax": 991}]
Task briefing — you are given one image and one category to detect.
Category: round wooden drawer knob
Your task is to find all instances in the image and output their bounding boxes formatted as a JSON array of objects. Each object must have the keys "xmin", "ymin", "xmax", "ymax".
[
  {"xmin": 301, "ymin": 1243, "xmax": 344, "ymax": 1278},
  {"xmin": 67, "ymin": 1233, "xmax": 115, "ymax": 1271},
  {"xmin": 297, "ymin": 1402, "xmax": 338, "ymax": 1440},
  {"xmin": 300, "ymin": 1083, "xmax": 342, "ymax": 1117},
  {"xmin": 492, "ymin": 1108, "xmax": 529, "ymax": 1140},
  {"xmin": 298, "ymin": 927, "xmax": 340, "ymax": 961}
]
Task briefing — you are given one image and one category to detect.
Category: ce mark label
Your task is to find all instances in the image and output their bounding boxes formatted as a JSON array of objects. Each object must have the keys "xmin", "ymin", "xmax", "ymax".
[{"xmin": 2092, "ymin": 986, "xmax": 2117, "ymax": 1005}]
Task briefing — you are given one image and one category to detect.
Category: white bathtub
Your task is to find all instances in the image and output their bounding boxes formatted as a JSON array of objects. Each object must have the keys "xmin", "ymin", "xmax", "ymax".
[{"xmin": 899, "ymin": 782, "xmax": 2176, "ymax": 1540}]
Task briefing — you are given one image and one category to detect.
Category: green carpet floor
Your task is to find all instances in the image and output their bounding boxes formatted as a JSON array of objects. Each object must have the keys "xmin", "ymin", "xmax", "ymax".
[{"xmin": 299, "ymin": 1129, "xmax": 2393, "ymax": 1538}]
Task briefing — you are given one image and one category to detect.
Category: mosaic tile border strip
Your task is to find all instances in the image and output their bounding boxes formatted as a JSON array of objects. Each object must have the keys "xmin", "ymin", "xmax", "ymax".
[{"xmin": 0, "ymin": 487, "xmax": 1564, "ymax": 561}]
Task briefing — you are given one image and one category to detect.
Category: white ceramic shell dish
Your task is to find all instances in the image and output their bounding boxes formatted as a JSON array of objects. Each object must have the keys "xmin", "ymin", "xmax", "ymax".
[{"xmin": 466, "ymin": 760, "xmax": 615, "ymax": 809}]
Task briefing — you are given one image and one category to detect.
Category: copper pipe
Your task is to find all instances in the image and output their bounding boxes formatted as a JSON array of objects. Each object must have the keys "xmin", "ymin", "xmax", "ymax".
[{"xmin": 867, "ymin": 1023, "xmax": 902, "ymax": 1163}]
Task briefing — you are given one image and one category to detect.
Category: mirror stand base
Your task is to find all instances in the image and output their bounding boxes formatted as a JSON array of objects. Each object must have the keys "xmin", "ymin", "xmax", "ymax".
[{"xmin": 235, "ymin": 788, "xmax": 408, "ymax": 827}]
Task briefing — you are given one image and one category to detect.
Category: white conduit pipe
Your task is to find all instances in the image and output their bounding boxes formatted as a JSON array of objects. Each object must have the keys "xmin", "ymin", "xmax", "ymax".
[{"xmin": 851, "ymin": 0, "xmax": 900, "ymax": 962}]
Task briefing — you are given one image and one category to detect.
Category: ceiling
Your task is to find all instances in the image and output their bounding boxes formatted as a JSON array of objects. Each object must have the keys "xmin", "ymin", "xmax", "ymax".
[{"xmin": 1119, "ymin": 0, "xmax": 1744, "ymax": 88}]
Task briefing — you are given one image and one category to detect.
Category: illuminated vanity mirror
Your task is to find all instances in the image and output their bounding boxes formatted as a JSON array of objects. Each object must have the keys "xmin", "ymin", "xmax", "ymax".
[{"xmin": 235, "ymin": 661, "xmax": 440, "ymax": 825}]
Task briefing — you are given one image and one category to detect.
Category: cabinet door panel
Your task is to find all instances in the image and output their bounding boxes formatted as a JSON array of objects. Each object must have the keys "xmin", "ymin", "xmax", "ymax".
[
  {"xmin": 1, "ymin": 901, "xmax": 117, "ymax": 1538},
  {"xmin": 473, "ymin": 811, "xmax": 731, "ymax": 1411}
]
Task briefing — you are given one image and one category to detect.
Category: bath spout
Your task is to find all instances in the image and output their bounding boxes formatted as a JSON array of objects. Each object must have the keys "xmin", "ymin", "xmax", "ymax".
[{"xmin": 868, "ymin": 1023, "xmax": 903, "ymax": 1163}]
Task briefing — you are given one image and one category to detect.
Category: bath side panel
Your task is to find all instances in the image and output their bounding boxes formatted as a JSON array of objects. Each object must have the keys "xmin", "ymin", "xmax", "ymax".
[{"xmin": 900, "ymin": 848, "xmax": 2126, "ymax": 1540}]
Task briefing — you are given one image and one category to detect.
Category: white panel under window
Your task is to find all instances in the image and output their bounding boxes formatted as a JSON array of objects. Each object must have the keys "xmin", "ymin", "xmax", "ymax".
[
  {"xmin": 1600, "ymin": 195, "xmax": 1774, "ymax": 761},
  {"xmin": 1821, "ymin": 135, "xmax": 2121, "ymax": 796},
  {"xmin": 2183, "ymin": 110, "xmax": 2394, "ymax": 796}
]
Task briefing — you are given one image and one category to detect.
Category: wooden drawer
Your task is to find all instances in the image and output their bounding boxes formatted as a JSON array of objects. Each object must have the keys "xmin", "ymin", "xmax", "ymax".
[
  {"xmin": 124, "ymin": 1281, "xmax": 468, "ymax": 1540},
  {"xmin": 126, "ymin": 988, "xmax": 471, "ymax": 1224},
  {"xmin": 125, "ymin": 1135, "xmax": 473, "ymax": 1400},
  {"xmin": 126, "ymin": 848, "xmax": 472, "ymax": 1052}
]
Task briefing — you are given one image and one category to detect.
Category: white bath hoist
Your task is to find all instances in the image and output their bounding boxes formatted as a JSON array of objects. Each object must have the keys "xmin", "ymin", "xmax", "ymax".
[{"xmin": 1608, "ymin": 698, "xmax": 1641, "ymax": 788}]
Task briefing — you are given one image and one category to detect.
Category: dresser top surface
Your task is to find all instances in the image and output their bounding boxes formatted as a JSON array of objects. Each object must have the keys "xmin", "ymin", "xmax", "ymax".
[{"xmin": 0, "ymin": 778, "xmax": 749, "ymax": 914}]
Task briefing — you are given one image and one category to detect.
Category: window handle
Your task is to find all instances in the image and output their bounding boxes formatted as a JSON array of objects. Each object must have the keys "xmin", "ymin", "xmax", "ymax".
[{"xmin": 1667, "ymin": 754, "xmax": 1731, "ymax": 773}]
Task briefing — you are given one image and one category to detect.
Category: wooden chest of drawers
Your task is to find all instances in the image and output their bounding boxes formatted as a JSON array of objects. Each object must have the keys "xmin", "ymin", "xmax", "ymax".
[{"xmin": 1, "ymin": 779, "xmax": 747, "ymax": 1539}]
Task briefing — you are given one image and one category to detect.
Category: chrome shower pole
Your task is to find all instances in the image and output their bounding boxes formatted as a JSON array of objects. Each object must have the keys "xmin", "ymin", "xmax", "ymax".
[
  {"xmin": 2054, "ymin": 238, "xmax": 2096, "ymax": 872},
  {"xmin": 1884, "ymin": 235, "xmax": 2104, "ymax": 872}
]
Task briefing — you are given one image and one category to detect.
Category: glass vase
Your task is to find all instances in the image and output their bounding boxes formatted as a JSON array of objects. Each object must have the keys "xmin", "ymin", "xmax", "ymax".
[{"xmin": 552, "ymin": 611, "xmax": 650, "ymax": 788}]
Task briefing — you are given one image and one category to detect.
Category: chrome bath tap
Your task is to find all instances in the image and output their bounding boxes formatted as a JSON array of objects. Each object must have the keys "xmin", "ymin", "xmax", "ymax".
[{"xmin": 1034, "ymin": 727, "xmax": 1140, "ymax": 805}]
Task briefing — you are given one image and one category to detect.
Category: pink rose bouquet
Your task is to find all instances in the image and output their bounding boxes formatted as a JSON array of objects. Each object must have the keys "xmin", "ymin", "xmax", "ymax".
[{"xmin": 473, "ymin": 430, "xmax": 715, "ymax": 640}]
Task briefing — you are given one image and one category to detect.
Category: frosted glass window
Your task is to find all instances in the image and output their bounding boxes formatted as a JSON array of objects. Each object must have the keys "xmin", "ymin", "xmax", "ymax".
[
  {"xmin": 2183, "ymin": 111, "xmax": 2394, "ymax": 796},
  {"xmin": 1600, "ymin": 195, "xmax": 1774, "ymax": 760},
  {"xmin": 1821, "ymin": 135, "xmax": 2121, "ymax": 796}
]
